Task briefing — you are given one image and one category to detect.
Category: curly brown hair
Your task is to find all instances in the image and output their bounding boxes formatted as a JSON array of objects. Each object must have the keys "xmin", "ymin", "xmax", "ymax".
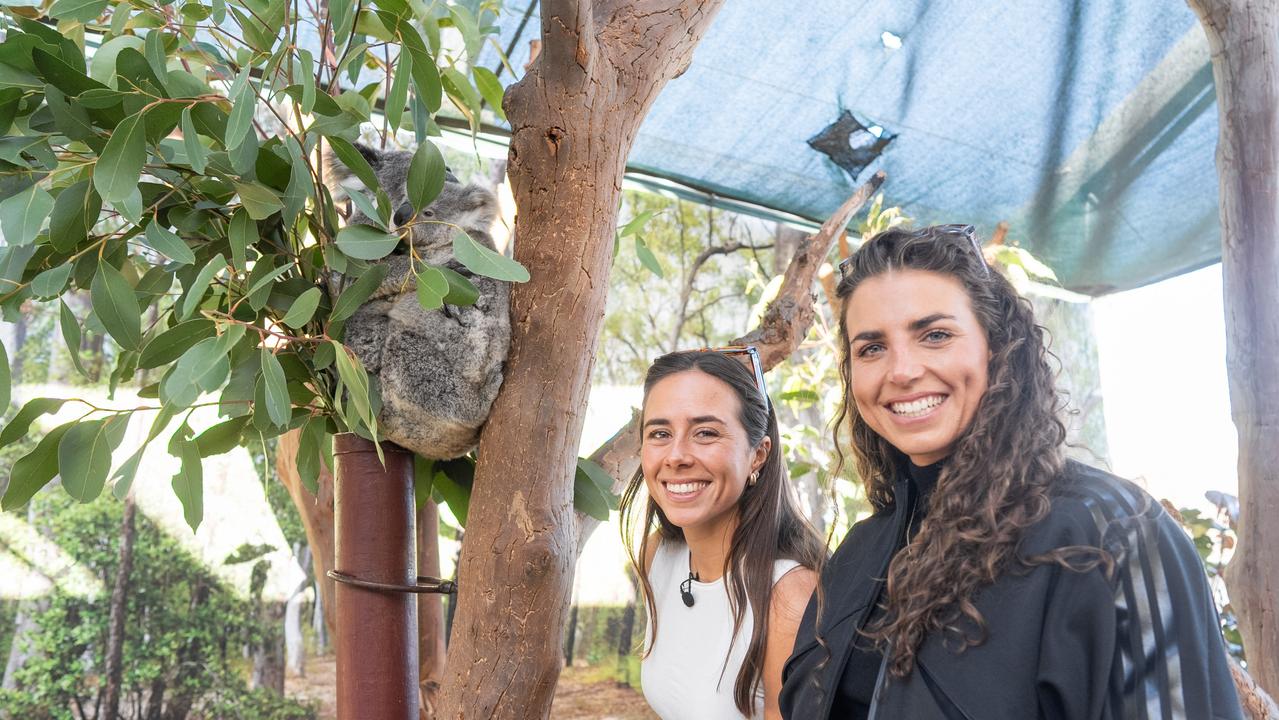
[{"xmin": 831, "ymin": 225, "xmax": 1104, "ymax": 678}]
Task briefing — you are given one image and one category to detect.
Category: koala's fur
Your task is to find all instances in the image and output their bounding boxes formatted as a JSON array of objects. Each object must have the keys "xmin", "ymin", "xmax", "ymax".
[{"xmin": 328, "ymin": 143, "xmax": 510, "ymax": 459}]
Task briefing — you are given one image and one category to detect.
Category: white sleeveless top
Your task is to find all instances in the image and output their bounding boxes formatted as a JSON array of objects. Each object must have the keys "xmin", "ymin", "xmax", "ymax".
[{"xmin": 640, "ymin": 540, "xmax": 801, "ymax": 720}]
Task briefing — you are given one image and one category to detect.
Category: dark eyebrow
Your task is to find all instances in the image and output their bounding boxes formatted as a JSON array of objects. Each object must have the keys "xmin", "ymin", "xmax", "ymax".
[
  {"xmin": 909, "ymin": 313, "xmax": 956, "ymax": 331},
  {"xmin": 642, "ymin": 415, "xmax": 727, "ymax": 429},
  {"xmin": 851, "ymin": 329, "xmax": 884, "ymax": 344},
  {"xmin": 852, "ymin": 314, "xmax": 956, "ymax": 344}
]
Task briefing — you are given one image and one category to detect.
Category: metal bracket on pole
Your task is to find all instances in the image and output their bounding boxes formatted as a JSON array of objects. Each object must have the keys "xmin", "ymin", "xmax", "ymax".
[{"xmin": 328, "ymin": 570, "xmax": 457, "ymax": 595}]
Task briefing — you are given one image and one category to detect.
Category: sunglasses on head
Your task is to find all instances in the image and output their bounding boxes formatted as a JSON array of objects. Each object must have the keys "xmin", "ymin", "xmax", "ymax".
[
  {"xmin": 837, "ymin": 223, "xmax": 988, "ymax": 279},
  {"xmin": 691, "ymin": 345, "xmax": 771, "ymax": 410}
]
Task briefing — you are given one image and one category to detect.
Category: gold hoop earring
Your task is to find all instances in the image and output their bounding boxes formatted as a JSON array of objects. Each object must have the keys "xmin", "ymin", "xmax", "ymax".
[{"xmin": 748, "ymin": 471, "xmax": 759, "ymax": 487}]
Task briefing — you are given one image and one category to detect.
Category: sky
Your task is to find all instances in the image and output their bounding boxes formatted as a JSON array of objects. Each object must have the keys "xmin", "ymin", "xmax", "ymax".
[{"xmin": 1092, "ymin": 263, "xmax": 1238, "ymax": 511}]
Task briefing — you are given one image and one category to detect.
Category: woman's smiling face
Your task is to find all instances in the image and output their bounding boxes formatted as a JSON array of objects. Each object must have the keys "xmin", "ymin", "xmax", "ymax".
[
  {"xmin": 640, "ymin": 370, "xmax": 768, "ymax": 538},
  {"xmin": 844, "ymin": 269, "xmax": 990, "ymax": 466}
]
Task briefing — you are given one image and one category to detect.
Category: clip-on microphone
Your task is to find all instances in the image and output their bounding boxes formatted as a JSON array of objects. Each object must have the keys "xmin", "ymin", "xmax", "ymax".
[{"xmin": 680, "ymin": 569, "xmax": 699, "ymax": 607}]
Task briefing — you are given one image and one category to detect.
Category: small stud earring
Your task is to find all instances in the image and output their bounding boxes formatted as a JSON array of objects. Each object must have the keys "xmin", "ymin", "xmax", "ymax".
[{"xmin": 748, "ymin": 471, "xmax": 759, "ymax": 486}]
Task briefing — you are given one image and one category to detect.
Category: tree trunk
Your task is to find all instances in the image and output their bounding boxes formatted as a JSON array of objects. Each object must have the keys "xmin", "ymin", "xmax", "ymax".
[
  {"xmin": 277, "ymin": 428, "xmax": 338, "ymax": 638},
  {"xmin": 252, "ymin": 601, "xmax": 288, "ymax": 694},
  {"xmin": 101, "ymin": 492, "xmax": 138, "ymax": 719},
  {"xmin": 1187, "ymin": 0, "xmax": 1279, "ymax": 698},
  {"xmin": 285, "ymin": 581, "xmax": 307, "ymax": 677},
  {"xmin": 418, "ymin": 501, "xmax": 446, "ymax": 718},
  {"xmin": 434, "ymin": 2, "xmax": 727, "ymax": 717}
]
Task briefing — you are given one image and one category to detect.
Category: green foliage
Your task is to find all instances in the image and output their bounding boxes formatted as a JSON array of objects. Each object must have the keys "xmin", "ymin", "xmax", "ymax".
[
  {"xmin": 0, "ymin": 493, "xmax": 316, "ymax": 719},
  {"xmin": 1173, "ymin": 496, "xmax": 1245, "ymax": 661},
  {"xmin": 0, "ymin": 0, "xmax": 525, "ymax": 519}
]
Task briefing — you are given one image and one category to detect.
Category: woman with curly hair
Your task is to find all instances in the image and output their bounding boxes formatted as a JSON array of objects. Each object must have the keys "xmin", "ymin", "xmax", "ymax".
[
  {"xmin": 779, "ymin": 225, "xmax": 1242, "ymax": 719},
  {"xmin": 621, "ymin": 349, "xmax": 826, "ymax": 719}
]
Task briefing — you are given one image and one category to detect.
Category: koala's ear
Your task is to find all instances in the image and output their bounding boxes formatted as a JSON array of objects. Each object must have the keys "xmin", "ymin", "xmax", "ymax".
[{"xmin": 324, "ymin": 141, "xmax": 382, "ymax": 199}]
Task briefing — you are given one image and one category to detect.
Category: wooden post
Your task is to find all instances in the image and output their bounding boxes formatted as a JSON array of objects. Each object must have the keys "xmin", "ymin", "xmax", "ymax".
[
  {"xmin": 333, "ymin": 434, "xmax": 418, "ymax": 720},
  {"xmin": 1187, "ymin": 0, "xmax": 1279, "ymax": 698},
  {"xmin": 433, "ymin": 2, "xmax": 726, "ymax": 717}
]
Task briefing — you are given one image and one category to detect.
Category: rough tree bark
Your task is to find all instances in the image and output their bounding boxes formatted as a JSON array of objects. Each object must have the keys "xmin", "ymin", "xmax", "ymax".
[
  {"xmin": 101, "ymin": 492, "xmax": 137, "ymax": 718},
  {"xmin": 1187, "ymin": 0, "xmax": 1279, "ymax": 699},
  {"xmin": 433, "ymin": 2, "xmax": 727, "ymax": 717},
  {"xmin": 578, "ymin": 173, "xmax": 885, "ymax": 551}
]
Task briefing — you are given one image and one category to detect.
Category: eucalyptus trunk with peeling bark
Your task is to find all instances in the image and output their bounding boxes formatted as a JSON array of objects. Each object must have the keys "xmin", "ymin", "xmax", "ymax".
[
  {"xmin": 433, "ymin": 2, "xmax": 726, "ymax": 717},
  {"xmin": 1188, "ymin": 0, "xmax": 1279, "ymax": 700}
]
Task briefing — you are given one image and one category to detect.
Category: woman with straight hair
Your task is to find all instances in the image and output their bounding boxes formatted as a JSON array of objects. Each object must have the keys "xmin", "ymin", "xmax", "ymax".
[
  {"xmin": 780, "ymin": 225, "xmax": 1242, "ymax": 719},
  {"xmin": 621, "ymin": 348, "xmax": 826, "ymax": 719}
]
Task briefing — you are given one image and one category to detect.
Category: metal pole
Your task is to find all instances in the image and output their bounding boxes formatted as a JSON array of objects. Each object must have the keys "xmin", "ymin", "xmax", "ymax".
[{"xmin": 333, "ymin": 433, "xmax": 418, "ymax": 720}]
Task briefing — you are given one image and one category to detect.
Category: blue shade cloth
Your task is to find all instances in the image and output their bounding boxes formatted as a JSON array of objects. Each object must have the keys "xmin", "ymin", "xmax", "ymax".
[{"xmin": 467, "ymin": 1, "xmax": 1223, "ymax": 294}]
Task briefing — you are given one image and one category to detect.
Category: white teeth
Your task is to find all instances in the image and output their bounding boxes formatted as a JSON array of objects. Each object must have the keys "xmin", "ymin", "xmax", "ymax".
[
  {"xmin": 667, "ymin": 482, "xmax": 709, "ymax": 494},
  {"xmin": 889, "ymin": 395, "xmax": 945, "ymax": 416}
]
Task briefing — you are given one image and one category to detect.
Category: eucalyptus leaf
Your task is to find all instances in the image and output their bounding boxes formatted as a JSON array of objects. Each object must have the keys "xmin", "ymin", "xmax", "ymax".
[
  {"xmin": 435, "ymin": 265, "xmax": 479, "ymax": 305},
  {"xmin": 59, "ymin": 299, "xmax": 89, "ymax": 378},
  {"xmin": 327, "ymin": 137, "xmax": 381, "ymax": 194},
  {"xmin": 172, "ymin": 438, "xmax": 204, "ymax": 531},
  {"xmin": 139, "ymin": 318, "xmax": 215, "ymax": 368},
  {"xmin": 93, "ymin": 110, "xmax": 147, "ymax": 204},
  {"xmin": 281, "ymin": 286, "xmax": 322, "ymax": 328},
  {"xmin": 573, "ymin": 462, "xmax": 612, "ymax": 521},
  {"xmin": 235, "ymin": 182, "xmax": 283, "ymax": 220},
  {"xmin": 635, "ymin": 236, "xmax": 664, "ymax": 278},
  {"xmin": 472, "ymin": 66, "xmax": 505, "ymax": 121},
  {"xmin": 415, "ymin": 266, "xmax": 448, "ymax": 310},
  {"xmin": 59, "ymin": 417, "xmax": 123, "ymax": 502},
  {"xmin": 90, "ymin": 263, "xmax": 143, "ymax": 351},
  {"xmin": 329, "ymin": 263, "xmax": 387, "ymax": 323},
  {"xmin": 336, "ymin": 223, "xmax": 399, "ymax": 261},
  {"xmin": 181, "ymin": 107, "xmax": 207, "ymax": 173},
  {"xmin": 452, "ymin": 228, "xmax": 529, "ymax": 282},
  {"xmin": 0, "ymin": 398, "xmax": 69, "ymax": 449},
  {"xmin": 385, "ymin": 50, "xmax": 411, "ymax": 134},
  {"xmin": 1, "ymin": 421, "xmax": 73, "ymax": 511},
  {"xmin": 143, "ymin": 220, "xmax": 196, "ymax": 265},
  {"xmin": 227, "ymin": 208, "xmax": 254, "ymax": 269},
  {"xmin": 407, "ymin": 140, "xmax": 444, "ymax": 213},
  {"xmin": 29, "ymin": 264, "xmax": 70, "ymax": 299},
  {"xmin": 49, "ymin": 0, "xmax": 108, "ymax": 23},
  {"xmin": 181, "ymin": 253, "xmax": 225, "ymax": 320},
  {"xmin": 261, "ymin": 348, "xmax": 290, "ymax": 427},
  {"xmin": 0, "ymin": 183, "xmax": 53, "ymax": 246},
  {"xmin": 224, "ymin": 71, "xmax": 255, "ymax": 153}
]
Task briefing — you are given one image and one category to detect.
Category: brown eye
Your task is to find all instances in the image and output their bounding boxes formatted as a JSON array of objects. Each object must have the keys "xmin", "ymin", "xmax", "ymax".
[{"xmin": 423, "ymin": 210, "xmax": 435, "ymax": 217}]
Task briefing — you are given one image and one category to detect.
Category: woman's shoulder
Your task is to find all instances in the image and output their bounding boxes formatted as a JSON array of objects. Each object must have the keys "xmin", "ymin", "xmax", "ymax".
[
  {"xmin": 1033, "ymin": 459, "xmax": 1182, "ymax": 557},
  {"xmin": 643, "ymin": 533, "xmax": 684, "ymax": 575}
]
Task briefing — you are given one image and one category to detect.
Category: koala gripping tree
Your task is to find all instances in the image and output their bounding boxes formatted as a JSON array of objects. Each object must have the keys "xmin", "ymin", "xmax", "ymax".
[
  {"xmin": 0, "ymin": 0, "xmax": 725, "ymax": 716},
  {"xmin": 0, "ymin": 0, "xmax": 523, "ymax": 516}
]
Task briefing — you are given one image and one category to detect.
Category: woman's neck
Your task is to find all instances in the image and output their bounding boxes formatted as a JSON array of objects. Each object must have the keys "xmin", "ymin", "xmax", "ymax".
[{"xmin": 682, "ymin": 514, "xmax": 738, "ymax": 582}]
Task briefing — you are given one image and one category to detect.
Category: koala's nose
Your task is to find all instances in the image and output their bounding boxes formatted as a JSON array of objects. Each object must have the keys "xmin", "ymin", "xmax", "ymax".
[{"xmin": 393, "ymin": 202, "xmax": 415, "ymax": 227}]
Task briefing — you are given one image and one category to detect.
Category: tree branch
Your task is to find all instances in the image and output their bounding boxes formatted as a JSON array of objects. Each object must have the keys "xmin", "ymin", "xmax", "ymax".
[
  {"xmin": 538, "ymin": 0, "xmax": 594, "ymax": 89},
  {"xmin": 670, "ymin": 241, "xmax": 775, "ymax": 348}
]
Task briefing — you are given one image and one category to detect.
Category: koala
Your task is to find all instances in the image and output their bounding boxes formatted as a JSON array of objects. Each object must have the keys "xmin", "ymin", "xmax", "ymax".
[{"xmin": 327, "ymin": 142, "xmax": 511, "ymax": 460}]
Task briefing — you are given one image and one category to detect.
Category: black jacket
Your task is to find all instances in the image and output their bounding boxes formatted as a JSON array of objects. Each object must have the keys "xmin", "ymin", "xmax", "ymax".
[{"xmin": 780, "ymin": 459, "xmax": 1243, "ymax": 720}]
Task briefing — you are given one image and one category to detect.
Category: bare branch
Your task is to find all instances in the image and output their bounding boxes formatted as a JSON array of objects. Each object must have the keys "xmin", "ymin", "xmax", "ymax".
[{"xmin": 670, "ymin": 241, "xmax": 775, "ymax": 347}]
